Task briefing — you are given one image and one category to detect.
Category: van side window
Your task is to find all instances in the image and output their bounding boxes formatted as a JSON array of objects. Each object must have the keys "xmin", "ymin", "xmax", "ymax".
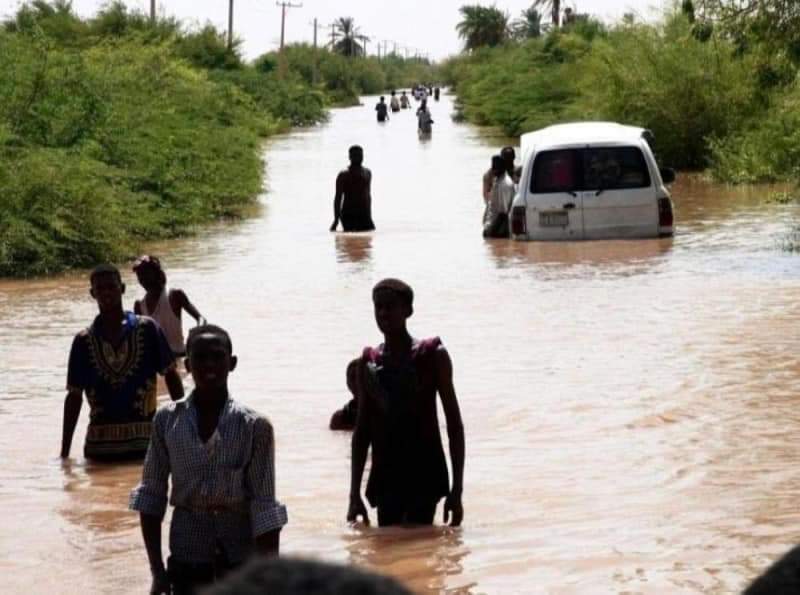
[
  {"xmin": 583, "ymin": 147, "xmax": 651, "ymax": 190},
  {"xmin": 531, "ymin": 150, "xmax": 579, "ymax": 194}
]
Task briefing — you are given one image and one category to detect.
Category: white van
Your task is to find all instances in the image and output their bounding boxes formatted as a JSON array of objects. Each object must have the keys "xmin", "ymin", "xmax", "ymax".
[{"xmin": 510, "ymin": 122, "xmax": 675, "ymax": 241}]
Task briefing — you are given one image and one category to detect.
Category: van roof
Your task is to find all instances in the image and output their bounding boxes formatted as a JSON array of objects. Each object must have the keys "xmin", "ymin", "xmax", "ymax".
[{"xmin": 520, "ymin": 122, "xmax": 648, "ymax": 156}]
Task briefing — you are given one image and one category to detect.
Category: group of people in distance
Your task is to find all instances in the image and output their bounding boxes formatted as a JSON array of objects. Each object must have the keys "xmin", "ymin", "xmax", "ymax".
[
  {"xmin": 375, "ymin": 86, "xmax": 439, "ymax": 137},
  {"xmin": 60, "ymin": 252, "xmax": 465, "ymax": 593},
  {"xmin": 482, "ymin": 146, "xmax": 523, "ymax": 239}
]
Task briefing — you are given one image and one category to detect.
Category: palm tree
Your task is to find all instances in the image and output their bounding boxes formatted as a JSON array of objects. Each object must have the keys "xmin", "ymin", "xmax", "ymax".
[
  {"xmin": 533, "ymin": 0, "xmax": 561, "ymax": 27},
  {"xmin": 513, "ymin": 5, "xmax": 542, "ymax": 39},
  {"xmin": 332, "ymin": 17, "xmax": 364, "ymax": 57},
  {"xmin": 456, "ymin": 5, "xmax": 510, "ymax": 51}
]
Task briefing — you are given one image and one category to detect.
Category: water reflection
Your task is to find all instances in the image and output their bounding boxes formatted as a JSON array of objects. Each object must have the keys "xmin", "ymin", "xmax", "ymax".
[
  {"xmin": 344, "ymin": 526, "xmax": 475, "ymax": 594},
  {"xmin": 335, "ymin": 233, "xmax": 373, "ymax": 265},
  {"xmin": 484, "ymin": 237, "xmax": 674, "ymax": 273}
]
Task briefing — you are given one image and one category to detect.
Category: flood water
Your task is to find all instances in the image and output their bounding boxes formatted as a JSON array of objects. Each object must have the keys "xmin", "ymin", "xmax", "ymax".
[{"xmin": 1, "ymin": 94, "xmax": 800, "ymax": 594}]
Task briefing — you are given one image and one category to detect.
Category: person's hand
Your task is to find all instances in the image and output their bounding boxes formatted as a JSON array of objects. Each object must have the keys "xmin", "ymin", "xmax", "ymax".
[
  {"xmin": 329, "ymin": 220, "xmax": 338, "ymax": 232},
  {"xmin": 347, "ymin": 494, "xmax": 370, "ymax": 525},
  {"xmin": 443, "ymin": 491, "xmax": 463, "ymax": 527},
  {"xmin": 149, "ymin": 567, "xmax": 170, "ymax": 595}
]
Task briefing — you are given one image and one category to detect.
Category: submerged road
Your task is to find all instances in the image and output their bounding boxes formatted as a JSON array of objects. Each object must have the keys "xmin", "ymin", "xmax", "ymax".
[{"xmin": 1, "ymin": 93, "xmax": 800, "ymax": 593}]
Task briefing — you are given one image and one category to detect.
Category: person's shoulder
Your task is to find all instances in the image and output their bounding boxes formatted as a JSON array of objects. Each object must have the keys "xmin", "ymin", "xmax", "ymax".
[
  {"xmin": 153, "ymin": 398, "xmax": 185, "ymax": 425},
  {"xmin": 230, "ymin": 399, "xmax": 274, "ymax": 429}
]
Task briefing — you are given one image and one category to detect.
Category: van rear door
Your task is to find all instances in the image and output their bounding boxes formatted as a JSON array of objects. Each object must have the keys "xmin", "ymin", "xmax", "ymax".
[
  {"xmin": 580, "ymin": 145, "xmax": 658, "ymax": 239},
  {"xmin": 527, "ymin": 149, "xmax": 584, "ymax": 240}
]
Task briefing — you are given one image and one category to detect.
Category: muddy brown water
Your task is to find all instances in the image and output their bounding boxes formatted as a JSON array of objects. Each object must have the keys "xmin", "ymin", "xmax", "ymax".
[{"xmin": 1, "ymin": 94, "xmax": 800, "ymax": 594}]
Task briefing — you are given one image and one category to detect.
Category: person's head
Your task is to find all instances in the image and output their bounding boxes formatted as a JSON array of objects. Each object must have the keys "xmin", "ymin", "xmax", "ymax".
[
  {"xmin": 206, "ymin": 557, "xmax": 413, "ymax": 595},
  {"xmin": 89, "ymin": 264, "xmax": 125, "ymax": 313},
  {"xmin": 372, "ymin": 278, "xmax": 413, "ymax": 335},
  {"xmin": 346, "ymin": 358, "xmax": 360, "ymax": 394},
  {"xmin": 185, "ymin": 324, "xmax": 237, "ymax": 393},
  {"xmin": 744, "ymin": 544, "xmax": 800, "ymax": 594},
  {"xmin": 379, "ymin": 96, "xmax": 385, "ymax": 103},
  {"xmin": 491, "ymin": 154, "xmax": 505, "ymax": 176},
  {"xmin": 132, "ymin": 255, "xmax": 166, "ymax": 293},
  {"xmin": 501, "ymin": 146, "xmax": 516, "ymax": 167},
  {"xmin": 390, "ymin": 90, "xmax": 395, "ymax": 96},
  {"xmin": 349, "ymin": 145, "xmax": 364, "ymax": 167},
  {"xmin": 401, "ymin": 91, "xmax": 406, "ymax": 96}
]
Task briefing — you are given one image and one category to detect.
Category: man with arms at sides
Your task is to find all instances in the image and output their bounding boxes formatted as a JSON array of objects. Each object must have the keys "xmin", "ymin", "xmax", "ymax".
[
  {"xmin": 130, "ymin": 325, "xmax": 288, "ymax": 595},
  {"xmin": 348, "ymin": 279, "xmax": 465, "ymax": 527},
  {"xmin": 60, "ymin": 264, "xmax": 183, "ymax": 462},
  {"xmin": 330, "ymin": 145, "xmax": 376, "ymax": 233}
]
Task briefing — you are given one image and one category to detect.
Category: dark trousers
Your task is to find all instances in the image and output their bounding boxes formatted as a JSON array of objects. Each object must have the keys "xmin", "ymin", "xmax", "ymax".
[
  {"xmin": 377, "ymin": 498, "xmax": 439, "ymax": 527},
  {"xmin": 168, "ymin": 552, "xmax": 240, "ymax": 595}
]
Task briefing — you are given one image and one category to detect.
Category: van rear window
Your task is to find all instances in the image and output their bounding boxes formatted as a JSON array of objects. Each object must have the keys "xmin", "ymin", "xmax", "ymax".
[{"xmin": 531, "ymin": 147, "xmax": 651, "ymax": 193}]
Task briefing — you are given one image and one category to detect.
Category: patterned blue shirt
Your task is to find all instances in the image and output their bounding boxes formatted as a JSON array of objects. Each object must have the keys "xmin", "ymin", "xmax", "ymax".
[{"xmin": 129, "ymin": 394, "xmax": 288, "ymax": 564}]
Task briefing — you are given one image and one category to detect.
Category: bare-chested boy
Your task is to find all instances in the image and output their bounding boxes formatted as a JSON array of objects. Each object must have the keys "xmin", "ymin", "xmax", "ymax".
[
  {"xmin": 330, "ymin": 146, "xmax": 376, "ymax": 233},
  {"xmin": 347, "ymin": 279, "xmax": 465, "ymax": 527}
]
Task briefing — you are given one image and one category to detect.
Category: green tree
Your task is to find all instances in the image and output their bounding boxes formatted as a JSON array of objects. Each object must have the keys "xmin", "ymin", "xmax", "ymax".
[
  {"xmin": 456, "ymin": 5, "xmax": 510, "ymax": 50},
  {"xmin": 513, "ymin": 5, "xmax": 542, "ymax": 39},
  {"xmin": 332, "ymin": 17, "xmax": 364, "ymax": 57}
]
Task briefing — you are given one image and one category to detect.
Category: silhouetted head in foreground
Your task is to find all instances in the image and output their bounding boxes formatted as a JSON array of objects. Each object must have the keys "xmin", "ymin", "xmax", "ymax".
[
  {"xmin": 349, "ymin": 145, "xmax": 364, "ymax": 168},
  {"xmin": 744, "ymin": 545, "xmax": 800, "ymax": 595},
  {"xmin": 372, "ymin": 278, "xmax": 414, "ymax": 335},
  {"xmin": 205, "ymin": 557, "xmax": 413, "ymax": 595}
]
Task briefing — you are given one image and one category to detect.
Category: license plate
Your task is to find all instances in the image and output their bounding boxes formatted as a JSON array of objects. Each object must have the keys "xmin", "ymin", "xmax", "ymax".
[{"xmin": 539, "ymin": 211, "xmax": 570, "ymax": 227}]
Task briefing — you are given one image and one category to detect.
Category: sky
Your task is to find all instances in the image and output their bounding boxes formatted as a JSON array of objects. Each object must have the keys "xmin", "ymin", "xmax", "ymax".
[{"xmin": 0, "ymin": 0, "xmax": 671, "ymax": 60}]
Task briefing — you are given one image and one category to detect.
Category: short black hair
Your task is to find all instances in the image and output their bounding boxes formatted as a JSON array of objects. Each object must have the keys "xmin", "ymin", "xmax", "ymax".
[
  {"xmin": 186, "ymin": 324, "xmax": 233, "ymax": 356},
  {"xmin": 501, "ymin": 146, "xmax": 516, "ymax": 159},
  {"xmin": 90, "ymin": 264, "xmax": 122, "ymax": 285},
  {"xmin": 349, "ymin": 145, "xmax": 363, "ymax": 156},
  {"xmin": 491, "ymin": 154, "xmax": 504, "ymax": 170},
  {"xmin": 373, "ymin": 278, "xmax": 414, "ymax": 308},
  {"xmin": 745, "ymin": 544, "xmax": 800, "ymax": 594},
  {"xmin": 206, "ymin": 557, "xmax": 413, "ymax": 595}
]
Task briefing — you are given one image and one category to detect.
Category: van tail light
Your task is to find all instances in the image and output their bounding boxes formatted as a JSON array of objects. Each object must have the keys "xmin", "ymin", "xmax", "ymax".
[
  {"xmin": 657, "ymin": 197, "xmax": 673, "ymax": 228},
  {"xmin": 511, "ymin": 206, "xmax": 527, "ymax": 235}
]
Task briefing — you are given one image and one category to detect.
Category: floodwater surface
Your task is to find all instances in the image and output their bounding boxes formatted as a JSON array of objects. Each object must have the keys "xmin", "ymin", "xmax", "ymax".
[{"xmin": 1, "ymin": 94, "xmax": 800, "ymax": 594}]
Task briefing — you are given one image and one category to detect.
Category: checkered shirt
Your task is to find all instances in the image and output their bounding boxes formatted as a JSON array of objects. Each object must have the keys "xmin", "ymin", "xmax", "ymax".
[{"xmin": 129, "ymin": 394, "xmax": 288, "ymax": 564}]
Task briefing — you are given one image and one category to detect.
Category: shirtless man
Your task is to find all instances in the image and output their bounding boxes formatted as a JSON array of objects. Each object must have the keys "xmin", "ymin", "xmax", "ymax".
[
  {"xmin": 347, "ymin": 279, "xmax": 465, "ymax": 527},
  {"xmin": 330, "ymin": 146, "xmax": 376, "ymax": 233}
]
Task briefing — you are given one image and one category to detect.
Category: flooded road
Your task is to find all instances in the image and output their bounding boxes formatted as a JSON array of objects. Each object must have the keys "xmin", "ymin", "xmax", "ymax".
[{"xmin": 1, "ymin": 94, "xmax": 800, "ymax": 594}]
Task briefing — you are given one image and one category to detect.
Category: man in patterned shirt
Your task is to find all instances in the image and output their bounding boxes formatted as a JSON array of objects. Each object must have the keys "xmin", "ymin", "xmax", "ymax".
[
  {"xmin": 60, "ymin": 264, "xmax": 183, "ymax": 462},
  {"xmin": 130, "ymin": 324, "xmax": 288, "ymax": 595}
]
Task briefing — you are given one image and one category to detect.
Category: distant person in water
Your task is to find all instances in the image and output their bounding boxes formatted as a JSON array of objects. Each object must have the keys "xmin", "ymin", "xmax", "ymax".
[
  {"xmin": 389, "ymin": 91, "xmax": 400, "ymax": 113},
  {"xmin": 130, "ymin": 325, "xmax": 288, "ymax": 595},
  {"xmin": 434, "ymin": 87, "xmax": 440, "ymax": 101},
  {"xmin": 375, "ymin": 96, "xmax": 389, "ymax": 123},
  {"xmin": 133, "ymin": 255, "xmax": 206, "ymax": 357},
  {"xmin": 329, "ymin": 358, "xmax": 360, "ymax": 431},
  {"xmin": 400, "ymin": 91, "xmax": 410, "ymax": 109},
  {"xmin": 347, "ymin": 279, "xmax": 465, "ymax": 527},
  {"xmin": 483, "ymin": 155, "xmax": 515, "ymax": 238},
  {"xmin": 417, "ymin": 100, "xmax": 433, "ymax": 136},
  {"xmin": 61, "ymin": 265, "xmax": 183, "ymax": 462},
  {"xmin": 330, "ymin": 145, "xmax": 376, "ymax": 232}
]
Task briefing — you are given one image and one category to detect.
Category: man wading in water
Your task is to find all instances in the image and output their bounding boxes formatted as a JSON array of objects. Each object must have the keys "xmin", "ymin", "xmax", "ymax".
[
  {"xmin": 61, "ymin": 265, "xmax": 183, "ymax": 462},
  {"xmin": 347, "ymin": 279, "xmax": 465, "ymax": 527},
  {"xmin": 330, "ymin": 145, "xmax": 376, "ymax": 233}
]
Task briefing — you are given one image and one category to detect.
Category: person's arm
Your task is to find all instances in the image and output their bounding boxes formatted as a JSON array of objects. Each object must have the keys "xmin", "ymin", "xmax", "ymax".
[
  {"xmin": 61, "ymin": 389, "xmax": 82, "ymax": 458},
  {"xmin": 435, "ymin": 346, "xmax": 465, "ymax": 527},
  {"xmin": 130, "ymin": 411, "xmax": 171, "ymax": 594},
  {"xmin": 331, "ymin": 173, "xmax": 344, "ymax": 231},
  {"xmin": 366, "ymin": 169, "xmax": 373, "ymax": 218},
  {"xmin": 172, "ymin": 289, "xmax": 206, "ymax": 326},
  {"xmin": 133, "ymin": 299, "xmax": 142, "ymax": 316},
  {"xmin": 247, "ymin": 417, "xmax": 288, "ymax": 556},
  {"xmin": 348, "ymin": 359, "xmax": 371, "ymax": 524},
  {"xmin": 164, "ymin": 366, "xmax": 184, "ymax": 401},
  {"xmin": 482, "ymin": 171, "xmax": 493, "ymax": 203}
]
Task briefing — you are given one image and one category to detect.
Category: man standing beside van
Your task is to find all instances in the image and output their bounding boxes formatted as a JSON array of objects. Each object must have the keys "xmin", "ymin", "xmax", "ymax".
[{"xmin": 483, "ymin": 155, "xmax": 516, "ymax": 238}]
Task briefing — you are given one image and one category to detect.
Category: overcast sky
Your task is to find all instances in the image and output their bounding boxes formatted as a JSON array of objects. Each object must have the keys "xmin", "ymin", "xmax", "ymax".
[{"xmin": 1, "ymin": 0, "xmax": 670, "ymax": 60}]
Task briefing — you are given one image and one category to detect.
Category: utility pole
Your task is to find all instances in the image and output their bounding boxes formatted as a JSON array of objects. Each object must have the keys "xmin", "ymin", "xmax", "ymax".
[
  {"xmin": 150, "ymin": 0, "xmax": 156, "ymax": 22},
  {"xmin": 329, "ymin": 23, "xmax": 337, "ymax": 50},
  {"xmin": 227, "ymin": 0, "xmax": 234, "ymax": 50},
  {"xmin": 311, "ymin": 18, "xmax": 319, "ymax": 84},
  {"xmin": 276, "ymin": 1, "xmax": 302, "ymax": 51}
]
